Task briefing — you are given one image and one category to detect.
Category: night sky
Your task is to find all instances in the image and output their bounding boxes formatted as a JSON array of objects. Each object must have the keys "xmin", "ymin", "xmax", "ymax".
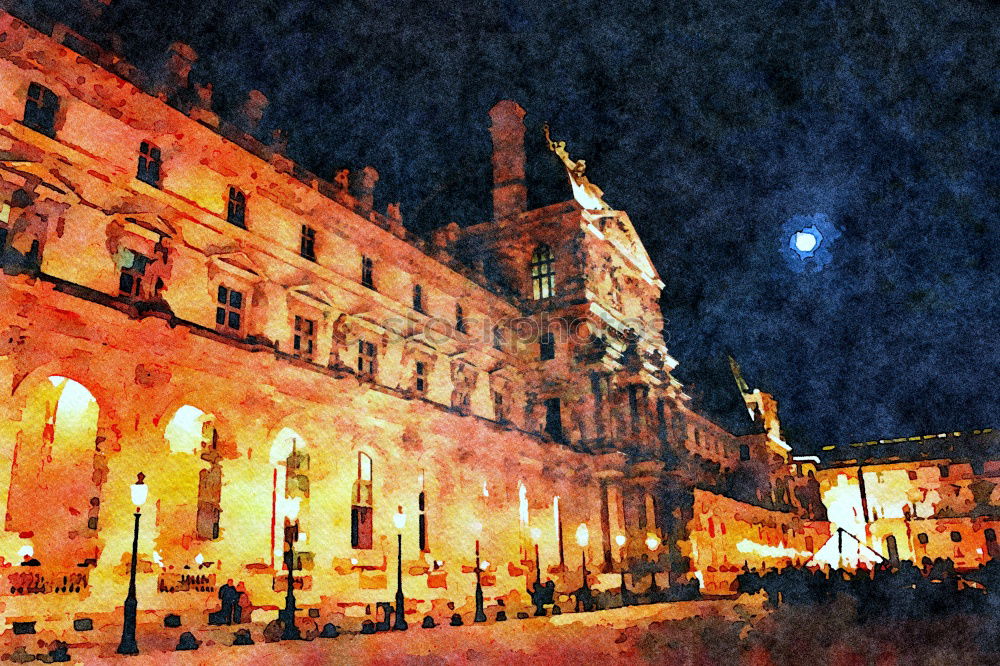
[{"xmin": 24, "ymin": 0, "xmax": 1000, "ymax": 452}]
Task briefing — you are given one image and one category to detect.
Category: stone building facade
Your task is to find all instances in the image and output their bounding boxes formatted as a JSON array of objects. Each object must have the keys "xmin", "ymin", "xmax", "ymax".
[{"xmin": 0, "ymin": 7, "xmax": 826, "ymax": 628}]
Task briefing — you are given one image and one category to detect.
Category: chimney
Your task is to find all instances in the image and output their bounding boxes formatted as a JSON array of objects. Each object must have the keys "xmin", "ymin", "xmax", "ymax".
[
  {"xmin": 351, "ymin": 166, "xmax": 380, "ymax": 210},
  {"xmin": 238, "ymin": 90, "xmax": 269, "ymax": 133},
  {"xmin": 488, "ymin": 100, "xmax": 527, "ymax": 221},
  {"xmin": 161, "ymin": 42, "xmax": 197, "ymax": 99}
]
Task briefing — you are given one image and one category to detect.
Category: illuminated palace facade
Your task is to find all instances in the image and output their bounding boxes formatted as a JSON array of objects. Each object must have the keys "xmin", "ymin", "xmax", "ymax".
[{"xmin": 11, "ymin": 6, "xmax": 993, "ymax": 630}]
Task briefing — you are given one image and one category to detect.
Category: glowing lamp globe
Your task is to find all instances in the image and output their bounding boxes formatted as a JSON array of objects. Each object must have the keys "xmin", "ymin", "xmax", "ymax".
[
  {"xmin": 530, "ymin": 527, "xmax": 542, "ymax": 542},
  {"xmin": 130, "ymin": 472, "xmax": 148, "ymax": 508},
  {"xmin": 576, "ymin": 523, "xmax": 589, "ymax": 548},
  {"xmin": 480, "ymin": 560, "xmax": 489, "ymax": 570},
  {"xmin": 393, "ymin": 505, "xmax": 407, "ymax": 531},
  {"xmin": 615, "ymin": 534, "xmax": 626, "ymax": 548},
  {"xmin": 645, "ymin": 534, "xmax": 660, "ymax": 551},
  {"xmin": 471, "ymin": 520, "xmax": 483, "ymax": 536}
]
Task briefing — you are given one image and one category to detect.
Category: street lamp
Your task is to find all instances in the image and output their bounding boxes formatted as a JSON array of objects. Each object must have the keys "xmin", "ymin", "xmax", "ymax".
[
  {"xmin": 116, "ymin": 473, "xmax": 148, "ymax": 656},
  {"xmin": 530, "ymin": 527, "xmax": 542, "ymax": 587},
  {"xmin": 392, "ymin": 505, "xmax": 408, "ymax": 631},
  {"xmin": 615, "ymin": 534, "xmax": 630, "ymax": 605},
  {"xmin": 645, "ymin": 533, "xmax": 661, "ymax": 597},
  {"xmin": 576, "ymin": 523, "xmax": 589, "ymax": 612},
  {"xmin": 472, "ymin": 521, "xmax": 487, "ymax": 623},
  {"xmin": 278, "ymin": 499, "xmax": 301, "ymax": 640}
]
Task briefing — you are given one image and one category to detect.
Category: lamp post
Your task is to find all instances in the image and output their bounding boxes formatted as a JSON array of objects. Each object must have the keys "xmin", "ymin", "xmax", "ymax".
[
  {"xmin": 615, "ymin": 534, "xmax": 630, "ymax": 605},
  {"xmin": 116, "ymin": 473, "xmax": 148, "ymax": 656},
  {"xmin": 576, "ymin": 523, "xmax": 589, "ymax": 612},
  {"xmin": 278, "ymin": 500, "xmax": 301, "ymax": 640},
  {"xmin": 645, "ymin": 533, "xmax": 661, "ymax": 598},
  {"xmin": 473, "ymin": 521, "xmax": 487, "ymax": 623},
  {"xmin": 392, "ymin": 505, "xmax": 408, "ymax": 631}
]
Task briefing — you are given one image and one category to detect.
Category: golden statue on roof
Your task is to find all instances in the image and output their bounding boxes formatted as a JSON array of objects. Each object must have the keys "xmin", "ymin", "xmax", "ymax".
[{"xmin": 543, "ymin": 123, "xmax": 611, "ymax": 211}]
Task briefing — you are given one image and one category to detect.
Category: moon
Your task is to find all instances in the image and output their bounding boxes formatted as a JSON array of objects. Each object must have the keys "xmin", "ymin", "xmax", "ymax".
[{"xmin": 794, "ymin": 231, "xmax": 818, "ymax": 253}]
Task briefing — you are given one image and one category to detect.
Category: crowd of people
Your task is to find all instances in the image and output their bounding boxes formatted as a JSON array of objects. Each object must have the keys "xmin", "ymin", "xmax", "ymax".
[{"xmin": 736, "ymin": 557, "xmax": 1000, "ymax": 621}]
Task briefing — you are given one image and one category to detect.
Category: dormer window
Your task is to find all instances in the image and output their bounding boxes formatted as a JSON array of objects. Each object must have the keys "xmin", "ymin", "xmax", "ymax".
[
  {"xmin": 361, "ymin": 256, "xmax": 375, "ymax": 290},
  {"xmin": 23, "ymin": 83, "xmax": 59, "ymax": 138},
  {"xmin": 137, "ymin": 141, "xmax": 162, "ymax": 188},
  {"xmin": 530, "ymin": 244, "xmax": 555, "ymax": 300},
  {"xmin": 227, "ymin": 187, "xmax": 246, "ymax": 228},
  {"xmin": 412, "ymin": 284, "xmax": 425, "ymax": 313},
  {"xmin": 300, "ymin": 225, "xmax": 317, "ymax": 261}
]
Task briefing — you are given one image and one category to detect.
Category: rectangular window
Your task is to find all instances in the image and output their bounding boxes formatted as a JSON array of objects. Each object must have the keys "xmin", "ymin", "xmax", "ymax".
[
  {"xmin": 917, "ymin": 533, "xmax": 929, "ymax": 545},
  {"xmin": 493, "ymin": 326, "xmax": 504, "ymax": 351},
  {"xmin": 215, "ymin": 285, "xmax": 244, "ymax": 333},
  {"xmin": 352, "ymin": 452, "xmax": 374, "ymax": 549},
  {"xmin": 293, "ymin": 316, "xmax": 316, "ymax": 360},
  {"xmin": 227, "ymin": 187, "xmax": 246, "ymax": 228},
  {"xmin": 415, "ymin": 361, "xmax": 427, "ymax": 394},
  {"xmin": 627, "ymin": 384, "xmax": 640, "ymax": 431},
  {"xmin": 739, "ymin": 444, "xmax": 751, "ymax": 461},
  {"xmin": 137, "ymin": 141, "xmax": 162, "ymax": 187},
  {"xmin": 23, "ymin": 83, "xmax": 59, "ymax": 138},
  {"xmin": 412, "ymin": 284, "xmax": 424, "ymax": 313},
  {"xmin": 300, "ymin": 225, "xmax": 316, "ymax": 261},
  {"xmin": 950, "ymin": 531, "xmax": 962, "ymax": 543},
  {"xmin": 357, "ymin": 340, "xmax": 377, "ymax": 379},
  {"xmin": 544, "ymin": 397, "xmax": 563, "ymax": 441},
  {"xmin": 351, "ymin": 506, "xmax": 373, "ymax": 550},
  {"xmin": 118, "ymin": 251, "xmax": 151, "ymax": 299},
  {"xmin": 361, "ymin": 256, "xmax": 374, "ymax": 290},
  {"xmin": 418, "ymin": 490, "xmax": 427, "ymax": 552},
  {"xmin": 493, "ymin": 391, "xmax": 505, "ymax": 421},
  {"xmin": 455, "ymin": 303, "xmax": 467, "ymax": 334},
  {"xmin": 539, "ymin": 331, "xmax": 555, "ymax": 360},
  {"xmin": 939, "ymin": 464, "xmax": 950, "ymax": 478}
]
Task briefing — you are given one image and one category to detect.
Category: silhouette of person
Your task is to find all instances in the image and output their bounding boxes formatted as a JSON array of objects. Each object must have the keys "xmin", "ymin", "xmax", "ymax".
[{"xmin": 218, "ymin": 578, "xmax": 238, "ymax": 625}]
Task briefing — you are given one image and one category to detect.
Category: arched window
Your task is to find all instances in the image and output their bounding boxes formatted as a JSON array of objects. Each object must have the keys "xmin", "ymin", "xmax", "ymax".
[
  {"xmin": 352, "ymin": 452, "xmax": 374, "ymax": 549},
  {"xmin": 164, "ymin": 406, "xmax": 223, "ymax": 543},
  {"xmin": 7, "ymin": 377, "xmax": 103, "ymax": 568},
  {"xmin": 530, "ymin": 244, "xmax": 555, "ymax": 300}
]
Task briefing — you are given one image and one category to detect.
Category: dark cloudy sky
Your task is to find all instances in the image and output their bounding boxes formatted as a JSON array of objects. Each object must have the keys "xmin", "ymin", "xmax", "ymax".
[{"xmin": 26, "ymin": 0, "xmax": 1000, "ymax": 452}]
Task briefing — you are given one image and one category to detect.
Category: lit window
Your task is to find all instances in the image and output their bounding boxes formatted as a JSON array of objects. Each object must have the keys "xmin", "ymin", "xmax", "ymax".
[
  {"xmin": 413, "ymin": 284, "xmax": 424, "ymax": 313},
  {"xmin": 118, "ymin": 251, "xmax": 152, "ymax": 300},
  {"xmin": 137, "ymin": 141, "xmax": 162, "ymax": 187},
  {"xmin": 227, "ymin": 187, "xmax": 246, "ymax": 228},
  {"xmin": 530, "ymin": 244, "xmax": 555, "ymax": 300},
  {"xmin": 293, "ymin": 316, "xmax": 316, "ymax": 360},
  {"xmin": 455, "ymin": 303, "xmax": 467, "ymax": 334},
  {"xmin": 215, "ymin": 285, "xmax": 244, "ymax": 334},
  {"xmin": 352, "ymin": 452, "xmax": 374, "ymax": 549},
  {"xmin": 23, "ymin": 83, "xmax": 59, "ymax": 138},
  {"xmin": 361, "ymin": 256, "xmax": 374, "ymax": 290},
  {"xmin": 300, "ymin": 225, "xmax": 316, "ymax": 261},
  {"xmin": 357, "ymin": 339, "xmax": 377, "ymax": 380},
  {"xmin": 539, "ymin": 331, "xmax": 555, "ymax": 360},
  {"xmin": 415, "ymin": 360, "xmax": 427, "ymax": 394}
]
